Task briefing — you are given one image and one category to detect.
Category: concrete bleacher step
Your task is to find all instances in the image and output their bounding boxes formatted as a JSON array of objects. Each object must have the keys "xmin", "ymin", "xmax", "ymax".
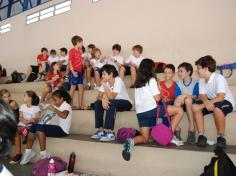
[
  {"xmin": 28, "ymin": 134, "xmax": 236, "ymax": 176},
  {"xmin": 70, "ymin": 110, "xmax": 236, "ymax": 145}
]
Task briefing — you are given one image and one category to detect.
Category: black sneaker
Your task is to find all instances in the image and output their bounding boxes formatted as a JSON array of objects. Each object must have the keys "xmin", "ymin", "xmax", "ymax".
[
  {"xmin": 9, "ymin": 154, "xmax": 22, "ymax": 164},
  {"xmin": 216, "ymin": 136, "xmax": 227, "ymax": 149},
  {"xmin": 187, "ymin": 131, "xmax": 196, "ymax": 145},
  {"xmin": 122, "ymin": 139, "xmax": 134, "ymax": 161},
  {"xmin": 197, "ymin": 135, "xmax": 207, "ymax": 148}
]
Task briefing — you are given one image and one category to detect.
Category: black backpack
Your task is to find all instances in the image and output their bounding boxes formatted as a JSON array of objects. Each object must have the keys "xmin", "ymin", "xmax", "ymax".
[
  {"xmin": 201, "ymin": 148, "xmax": 236, "ymax": 176},
  {"xmin": 11, "ymin": 71, "xmax": 23, "ymax": 83},
  {"xmin": 27, "ymin": 72, "xmax": 38, "ymax": 82}
]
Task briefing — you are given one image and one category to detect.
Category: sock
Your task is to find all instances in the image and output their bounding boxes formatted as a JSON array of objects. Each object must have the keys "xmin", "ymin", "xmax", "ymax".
[
  {"xmin": 25, "ymin": 149, "xmax": 32, "ymax": 153},
  {"xmin": 40, "ymin": 150, "xmax": 47, "ymax": 156},
  {"xmin": 217, "ymin": 134, "xmax": 225, "ymax": 138},
  {"xmin": 88, "ymin": 82, "xmax": 91, "ymax": 86}
]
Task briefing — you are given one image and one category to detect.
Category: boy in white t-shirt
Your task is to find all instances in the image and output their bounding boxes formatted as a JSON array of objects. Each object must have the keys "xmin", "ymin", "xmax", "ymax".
[
  {"xmin": 125, "ymin": 45, "xmax": 144, "ymax": 88},
  {"xmin": 59, "ymin": 48, "xmax": 68, "ymax": 72},
  {"xmin": 91, "ymin": 65, "xmax": 132, "ymax": 142},
  {"xmin": 193, "ymin": 55, "xmax": 235, "ymax": 149},
  {"xmin": 48, "ymin": 49, "xmax": 60, "ymax": 65},
  {"xmin": 20, "ymin": 90, "xmax": 72, "ymax": 165},
  {"xmin": 106, "ymin": 44, "xmax": 126, "ymax": 80}
]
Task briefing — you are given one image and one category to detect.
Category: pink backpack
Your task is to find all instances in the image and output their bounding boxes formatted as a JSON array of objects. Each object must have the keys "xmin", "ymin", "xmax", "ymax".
[
  {"xmin": 116, "ymin": 128, "xmax": 138, "ymax": 143},
  {"xmin": 151, "ymin": 101, "xmax": 173, "ymax": 146},
  {"xmin": 32, "ymin": 156, "xmax": 67, "ymax": 176}
]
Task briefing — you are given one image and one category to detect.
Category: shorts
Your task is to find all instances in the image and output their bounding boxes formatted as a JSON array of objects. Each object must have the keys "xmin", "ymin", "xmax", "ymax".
[
  {"xmin": 95, "ymin": 67, "xmax": 103, "ymax": 77},
  {"xmin": 194, "ymin": 99, "xmax": 233, "ymax": 117},
  {"xmin": 137, "ymin": 108, "xmax": 157, "ymax": 128},
  {"xmin": 31, "ymin": 65, "xmax": 39, "ymax": 74},
  {"xmin": 69, "ymin": 71, "xmax": 83, "ymax": 85},
  {"xmin": 30, "ymin": 124, "xmax": 67, "ymax": 137}
]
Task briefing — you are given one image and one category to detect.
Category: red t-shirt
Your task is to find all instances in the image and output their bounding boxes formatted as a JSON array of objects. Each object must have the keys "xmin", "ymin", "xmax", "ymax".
[
  {"xmin": 159, "ymin": 80, "xmax": 176, "ymax": 102},
  {"xmin": 46, "ymin": 72, "xmax": 62, "ymax": 87},
  {"xmin": 37, "ymin": 54, "xmax": 48, "ymax": 66},
  {"xmin": 69, "ymin": 48, "xmax": 83, "ymax": 72}
]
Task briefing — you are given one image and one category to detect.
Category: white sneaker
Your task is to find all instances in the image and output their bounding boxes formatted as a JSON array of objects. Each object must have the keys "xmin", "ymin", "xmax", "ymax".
[
  {"xmin": 40, "ymin": 151, "xmax": 51, "ymax": 160},
  {"xmin": 91, "ymin": 130, "xmax": 105, "ymax": 139},
  {"xmin": 100, "ymin": 132, "xmax": 115, "ymax": 142},
  {"xmin": 20, "ymin": 150, "xmax": 36, "ymax": 165},
  {"xmin": 171, "ymin": 136, "xmax": 184, "ymax": 146}
]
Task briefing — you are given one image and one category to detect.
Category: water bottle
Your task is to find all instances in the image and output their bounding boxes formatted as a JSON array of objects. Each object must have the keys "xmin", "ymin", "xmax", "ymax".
[
  {"xmin": 48, "ymin": 158, "xmax": 56, "ymax": 176},
  {"xmin": 50, "ymin": 81, "xmax": 54, "ymax": 91},
  {"xmin": 68, "ymin": 152, "xmax": 76, "ymax": 173}
]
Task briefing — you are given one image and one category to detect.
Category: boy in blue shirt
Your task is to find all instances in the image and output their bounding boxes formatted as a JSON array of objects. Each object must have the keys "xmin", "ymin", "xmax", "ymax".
[{"xmin": 174, "ymin": 62, "xmax": 199, "ymax": 144}]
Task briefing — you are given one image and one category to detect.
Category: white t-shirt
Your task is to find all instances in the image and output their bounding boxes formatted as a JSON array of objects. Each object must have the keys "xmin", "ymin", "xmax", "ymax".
[
  {"xmin": 48, "ymin": 56, "xmax": 60, "ymax": 65},
  {"xmin": 51, "ymin": 101, "xmax": 72, "ymax": 134},
  {"xmin": 135, "ymin": 78, "xmax": 160, "ymax": 114},
  {"xmin": 199, "ymin": 72, "xmax": 235, "ymax": 109},
  {"xmin": 18, "ymin": 104, "xmax": 40, "ymax": 126},
  {"xmin": 125, "ymin": 54, "xmax": 144, "ymax": 68},
  {"xmin": 90, "ymin": 58, "xmax": 105, "ymax": 69},
  {"xmin": 106, "ymin": 55, "xmax": 125, "ymax": 71},
  {"xmin": 82, "ymin": 52, "xmax": 92, "ymax": 60},
  {"xmin": 99, "ymin": 77, "xmax": 132, "ymax": 104},
  {"xmin": 60, "ymin": 55, "xmax": 69, "ymax": 65}
]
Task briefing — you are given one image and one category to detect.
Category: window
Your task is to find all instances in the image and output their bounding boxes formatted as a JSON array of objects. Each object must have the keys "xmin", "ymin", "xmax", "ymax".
[
  {"xmin": 0, "ymin": 23, "xmax": 11, "ymax": 34},
  {"xmin": 26, "ymin": 0, "xmax": 71, "ymax": 25}
]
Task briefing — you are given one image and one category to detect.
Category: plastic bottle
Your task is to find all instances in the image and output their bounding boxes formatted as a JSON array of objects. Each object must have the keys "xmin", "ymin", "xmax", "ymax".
[
  {"xmin": 50, "ymin": 81, "xmax": 54, "ymax": 91},
  {"xmin": 68, "ymin": 152, "xmax": 76, "ymax": 173},
  {"xmin": 48, "ymin": 158, "xmax": 56, "ymax": 176}
]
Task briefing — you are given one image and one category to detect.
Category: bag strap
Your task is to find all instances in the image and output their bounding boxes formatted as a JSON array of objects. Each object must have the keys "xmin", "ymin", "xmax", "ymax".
[
  {"xmin": 214, "ymin": 159, "xmax": 218, "ymax": 176},
  {"xmin": 156, "ymin": 100, "xmax": 171, "ymax": 125}
]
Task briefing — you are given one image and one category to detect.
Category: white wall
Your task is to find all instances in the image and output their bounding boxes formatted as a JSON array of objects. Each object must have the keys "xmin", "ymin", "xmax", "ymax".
[{"xmin": 0, "ymin": 0, "xmax": 236, "ymax": 73}]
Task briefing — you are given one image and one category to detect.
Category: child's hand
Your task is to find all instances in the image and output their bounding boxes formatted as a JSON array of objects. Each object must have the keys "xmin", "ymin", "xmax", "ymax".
[
  {"xmin": 102, "ymin": 99, "xmax": 109, "ymax": 110},
  {"xmin": 72, "ymin": 71, "xmax": 78, "ymax": 78},
  {"xmin": 204, "ymin": 100, "xmax": 214, "ymax": 111},
  {"xmin": 48, "ymin": 105, "xmax": 56, "ymax": 112},
  {"xmin": 100, "ymin": 79, "xmax": 107, "ymax": 85}
]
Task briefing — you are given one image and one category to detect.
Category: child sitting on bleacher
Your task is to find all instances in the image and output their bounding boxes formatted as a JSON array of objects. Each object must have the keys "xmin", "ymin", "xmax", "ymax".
[
  {"xmin": 90, "ymin": 48, "xmax": 106, "ymax": 90},
  {"xmin": 47, "ymin": 49, "xmax": 60, "ymax": 65},
  {"xmin": 106, "ymin": 44, "xmax": 126, "ymax": 80},
  {"xmin": 0, "ymin": 89, "xmax": 19, "ymax": 121},
  {"xmin": 125, "ymin": 45, "xmax": 144, "ymax": 88},
  {"xmin": 122, "ymin": 59, "xmax": 184, "ymax": 161},
  {"xmin": 22, "ymin": 48, "xmax": 49, "ymax": 82},
  {"xmin": 59, "ymin": 47, "xmax": 68, "ymax": 72},
  {"xmin": 41, "ymin": 62, "xmax": 63, "ymax": 103},
  {"xmin": 193, "ymin": 55, "xmax": 235, "ymax": 149},
  {"xmin": 9, "ymin": 91, "xmax": 40, "ymax": 164},
  {"xmin": 91, "ymin": 64, "xmax": 132, "ymax": 142},
  {"xmin": 83, "ymin": 44, "xmax": 96, "ymax": 90},
  {"xmin": 20, "ymin": 90, "xmax": 72, "ymax": 165},
  {"xmin": 174, "ymin": 62, "xmax": 199, "ymax": 144},
  {"xmin": 68, "ymin": 35, "xmax": 84, "ymax": 109}
]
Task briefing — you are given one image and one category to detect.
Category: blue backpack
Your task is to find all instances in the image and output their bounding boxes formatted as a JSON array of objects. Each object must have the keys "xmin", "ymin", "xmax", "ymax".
[{"xmin": 217, "ymin": 62, "xmax": 236, "ymax": 78}]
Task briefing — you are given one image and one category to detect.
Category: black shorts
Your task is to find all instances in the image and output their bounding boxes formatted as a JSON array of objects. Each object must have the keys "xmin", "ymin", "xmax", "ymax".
[
  {"xmin": 194, "ymin": 99, "xmax": 233, "ymax": 117},
  {"xmin": 31, "ymin": 65, "xmax": 39, "ymax": 74}
]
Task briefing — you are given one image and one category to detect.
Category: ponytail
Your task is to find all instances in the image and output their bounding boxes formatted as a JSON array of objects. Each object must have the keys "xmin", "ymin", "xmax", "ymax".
[{"xmin": 25, "ymin": 91, "xmax": 40, "ymax": 106}]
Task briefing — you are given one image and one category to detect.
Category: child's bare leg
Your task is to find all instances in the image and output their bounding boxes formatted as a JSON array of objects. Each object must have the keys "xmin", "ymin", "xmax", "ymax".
[
  {"xmin": 41, "ymin": 86, "xmax": 51, "ymax": 103},
  {"xmin": 167, "ymin": 106, "xmax": 184, "ymax": 132},
  {"xmin": 192, "ymin": 104, "xmax": 205, "ymax": 134},
  {"xmin": 78, "ymin": 84, "xmax": 84, "ymax": 108},
  {"xmin": 69, "ymin": 85, "xmax": 76, "ymax": 106},
  {"xmin": 133, "ymin": 127, "xmax": 150, "ymax": 145},
  {"xmin": 15, "ymin": 128, "xmax": 22, "ymax": 154},
  {"xmin": 119, "ymin": 66, "xmax": 126, "ymax": 80},
  {"xmin": 130, "ymin": 66, "xmax": 137, "ymax": 85},
  {"xmin": 65, "ymin": 65, "xmax": 70, "ymax": 76},
  {"xmin": 185, "ymin": 97, "xmax": 195, "ymax": 132},
  {"xmin": 36, "ymin": 131, "xmax": 46, "ymax": 151},
  {"xmin": 94, "ymin": 71, "xmax": 100, "ymax": 86},
  {"xmin": 41, "ymin": 62, "xmax": 46, "ymax": 72},
  {"xmin": 213, "ymin": 107, "xmax": 225, "ymax": 135}
]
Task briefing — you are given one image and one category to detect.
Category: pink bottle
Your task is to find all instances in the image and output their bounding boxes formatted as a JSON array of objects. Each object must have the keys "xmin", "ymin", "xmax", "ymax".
[{"xmin": 48, "ymin": 158, "xmax": 56, "ymax": 176}]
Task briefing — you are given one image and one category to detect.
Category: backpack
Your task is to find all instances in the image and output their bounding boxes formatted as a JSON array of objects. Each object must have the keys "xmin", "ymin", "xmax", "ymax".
[
  {"xmin": 201, "ymin": 148, "xmax": 236, "ymax": 176},
  {"xmin": 151, "ymin": 101, "xmax": 173, "ymax": 146},
  {"xmin": 11, "ymin": 71, "xmax": 23, "ymax": 83},
  {"xmin": 116, "ymin": 128, "xmax": 140, "ymax": 143},
  {"xmin": 32, "ymin": 156, "xmax": 67, "ymax": 176},
  {"xmin": 27, "ymin": 72, "xmax": 38, "ymax": 82}
]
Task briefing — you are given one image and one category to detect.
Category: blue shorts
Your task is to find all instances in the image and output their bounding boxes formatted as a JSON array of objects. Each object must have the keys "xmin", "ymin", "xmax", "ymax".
[
  {"xmin": 194, "ymin": 99, "xmax": 233, "ymax": 117},
  {"xmin": 69, "ymin": 71, "xmax": 83, "ymax": 85},
  {"xmin": 137, "ymin": 108, "xmax": 157, "ymax": 128},
  {"xmin": 158, "ymin": 101, "xmax": 171, "ymax": 127},
  {"xmin": 30, "ymin": 124, "xmax": 67, "ymax": 137},
  {"xmin": 45, "ymin": 64, "xmax": 50, "ymax": 72}
]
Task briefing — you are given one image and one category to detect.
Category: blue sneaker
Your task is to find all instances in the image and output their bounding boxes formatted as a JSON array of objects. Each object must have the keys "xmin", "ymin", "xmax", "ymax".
[
  {"xmin": 122, "ymin": 138, "xmax": 134, "ymax": 161},
  {"xmin": 91, "ymin": 130, "xmax": 104, "ymax": 139},
  {"xmin": 100, "ymin": 131, "xmax": 115, "ymax": 142}
]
